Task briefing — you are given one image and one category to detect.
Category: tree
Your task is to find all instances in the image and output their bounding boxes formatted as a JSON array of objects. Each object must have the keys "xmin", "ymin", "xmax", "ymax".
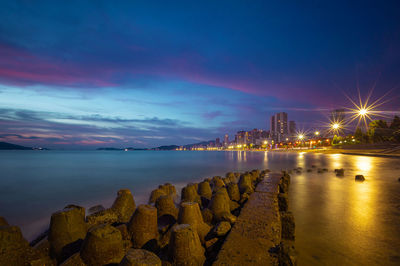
[
  {"xmin": 354, "ymin": 127, "xmax": 363, "ymax": 142},
  {"xmin": 369, "ymin": 120, "xmax": 388, "ymax": 129},
  {"xmin": 368, "ymin": 120, "xmax": 392, "ymax": 143},
  {"xmin": 390, "ymin": 116, "xmax": 400, "ymax": 130}
]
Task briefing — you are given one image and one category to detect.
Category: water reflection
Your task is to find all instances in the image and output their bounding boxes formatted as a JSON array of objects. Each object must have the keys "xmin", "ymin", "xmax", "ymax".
[
  {"xmin": 289, "ymin": 153, "xmax": 399, "ymax": 265},
  {"xmin": 355, "ymin": 155, "xmax": 373, "ymax": 174}
]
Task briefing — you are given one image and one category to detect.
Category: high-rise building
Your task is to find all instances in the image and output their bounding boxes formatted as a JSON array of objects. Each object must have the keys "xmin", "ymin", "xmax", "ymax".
[
  {"xmin": 289, "ymin": 121, "xmax": 296, "ymax": 135},
  {"xmin": 215, "ymin": 137, "xmax": 220, "ymax": 147},
  {"xmin": 235, "ymin": 131, "xmax": 249, "ymax": 145},
  {"xmin": 224, "ymin": 134, "xmax": 229, "ymax": 146},
  {"xmin": 270, "ymin": 112, "xmax": 288, "ymax": 142}
]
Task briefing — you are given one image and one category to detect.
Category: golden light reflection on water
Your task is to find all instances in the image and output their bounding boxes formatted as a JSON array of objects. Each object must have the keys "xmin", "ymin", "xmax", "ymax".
[
  {"xmin": 329, "ymin": 153, "xmax": 343, "ymax": 169},
  {"xmin": 297, "ymin": 152, "xmax": 305, "ymax": 168},
  {"xmin": 355, "ymin": 156, "xmax": 373, "ymax": 174},
  {"xmin": 351, "ymin": 156, "xmax": 376, "ymax": 230}
]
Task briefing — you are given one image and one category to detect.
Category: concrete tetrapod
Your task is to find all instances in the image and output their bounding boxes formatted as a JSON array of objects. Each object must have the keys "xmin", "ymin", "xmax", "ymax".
[
  {"xmin": 158, "ymin": 183, "xmax": 177, "ymax": 198},
  {"xmin": 155, "ymin": 195, "xmax": 178, "ymax": 220},
  {"xmin": 209, "ymin": 191, "xmax": 236, "ymax": 224},
  {"xmin": 198, "ymin": 181, "xmax": 212, "ymax": 200},
  {"xmin": 119, "ymin": 248, "xmax": 161, "ymax": 266},
  {"xmin": 48, "ymin": 205, "xmax": 87, "ymax": 261},
  {"xmin": 149, "ymin": 188, "xmax": 167, "ymax": 204},
  {"xmin": 80, "ymin": 224, "xmax": 125, "ymax": 266},
  {"xmin": 211, "ymin": 176, "xmax": 225, "ymax": 192},
  {"xmin": 178, "ymin": 202, "xmax": 211, "ymax": 243},
  {"xmin": 111, "ymin": 189, "xmax": 136, "ymax": 223},
  {"xmin": 227, "ymin": 183, "xmax": 240, "ymax": 202},
  {"xmin": 238, "ymin": 174, "xmax": 254, "ymax": 194},
  {"xmin": 181, "ymin": 183, "xmax": 201, "ymax": 205},
  {"xmin": 0, "ymin": 223, "xmax": 31, "ymax": 265},
  {"xmin": 128, "ymin": 205, "xmax": 159, "ymax": 249},
  {"xmin": 168, "ymin": 224, "xmax": 205, "ymax": 266}
]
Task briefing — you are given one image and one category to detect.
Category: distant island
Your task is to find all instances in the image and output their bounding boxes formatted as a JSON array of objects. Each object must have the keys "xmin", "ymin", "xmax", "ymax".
[
  {"xmin": 97, "ymin": 140, "xmax": 214, "ymax": 151},
  {"xmin": 96, "ymin": 147, "xmax": 147, "ymax": 151},
  {"xmin": 0, "ymin": 141, "xmax": 49, "ymax": 150},
  {"xmin": 0, "ymin": 141, "xmax": 32, "ymax": 150}
]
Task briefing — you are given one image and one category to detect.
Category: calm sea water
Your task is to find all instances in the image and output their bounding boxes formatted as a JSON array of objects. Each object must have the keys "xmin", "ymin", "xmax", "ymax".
[{"xmin": 0, "ymin": 150, "xmax": 399, "ymax": 265}]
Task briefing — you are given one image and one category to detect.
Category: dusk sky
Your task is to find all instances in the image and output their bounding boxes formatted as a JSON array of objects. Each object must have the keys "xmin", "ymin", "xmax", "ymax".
[{"xmin": 1, "ymin": 1, "xmax": 400, "ymax": 148}]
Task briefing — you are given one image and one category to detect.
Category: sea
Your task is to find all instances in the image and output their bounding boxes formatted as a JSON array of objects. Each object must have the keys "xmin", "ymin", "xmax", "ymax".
[{"xmin": 0, "ymin": 150, "xmax": 399, "ymax": 265}]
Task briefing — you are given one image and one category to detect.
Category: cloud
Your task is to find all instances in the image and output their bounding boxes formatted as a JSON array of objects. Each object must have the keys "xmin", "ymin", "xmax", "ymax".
[
  {"xmin": 0, "ymin": 108, "xmax": 220, "ymax": 148},
  {"xmin": 202, "ymin": 111, "xmax": 223, "ymax": 120}
]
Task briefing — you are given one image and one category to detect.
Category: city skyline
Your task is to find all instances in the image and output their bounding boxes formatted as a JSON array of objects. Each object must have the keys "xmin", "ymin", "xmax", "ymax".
[{"xmin": 1, "ymin": 1, "xmax": 400, "ymax": 149}]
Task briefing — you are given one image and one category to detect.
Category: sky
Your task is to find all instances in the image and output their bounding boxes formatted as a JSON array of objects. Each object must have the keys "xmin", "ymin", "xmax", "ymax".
[{"xmin": 1, "ymin": 0, "xmax": 400, "ymax": 149}]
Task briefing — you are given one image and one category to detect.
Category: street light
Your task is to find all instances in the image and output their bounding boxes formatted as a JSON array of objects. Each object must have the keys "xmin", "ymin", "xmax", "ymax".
[
  {"xmin": 298, "ymin": 134, "xmax": 304, "ymax": 140},
  {"xmin": 332, "ymin": 123, "xmax": 340, "ymax": 130},
  {"xmin": 315, "ymin": 131, "xmax": 320, "ymax": 136},
  {"xmin": 359, "ymin": 108, "xmax": 367, "ymax": 116}
]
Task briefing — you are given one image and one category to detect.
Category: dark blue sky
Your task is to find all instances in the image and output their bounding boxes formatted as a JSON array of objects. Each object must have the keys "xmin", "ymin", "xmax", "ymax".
[{"xmin": 1, "ymin": 1, "xmax": 399, "ymax": 148}]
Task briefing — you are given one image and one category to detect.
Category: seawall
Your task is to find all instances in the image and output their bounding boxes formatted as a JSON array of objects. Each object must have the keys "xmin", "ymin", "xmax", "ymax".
[{"xmin": 213, "ymin": 173, "xmax": 296, "ymax": 265}]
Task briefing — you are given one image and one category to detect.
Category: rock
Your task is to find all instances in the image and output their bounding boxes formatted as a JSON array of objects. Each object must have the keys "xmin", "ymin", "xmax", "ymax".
[
  {"xmin": 238, "ymin": 174, "xmax": 254, "ymax": 194},
  {"xmin": 48, "ymin": 205, "xmax": 87, "ymax": 261},
  {"xmin": 306, "ymin": 169, "xmax": 312, "ymax": 172},
  {"xmin": 355, "ymin": 175, "xmax": 365, "ymax": 181},
  {"xmin": 60, "ymin": 252, "xmax": 86, "ymax": 266},
  {"xmin": 149, "ymin": 188, "xmax": 167, "ymax": 204},
  {"xmin": 279, "ymin": 241, "xmax": 297, "ymax": 266},
  {"xmin": 239, "ymin": 192, "xmax": 250, "ymax": 205},
  {"xmin": 213, "ymin": 221, "xmax": 231, "ymax": 237},
  {"xmin": 198, "ymin": 181, "xmax": 212, "ymax": 200},
  {"xmin": 128, "ymin": 205, "xmax": 158, "ymax": 249},
  {"xmin": 335, "ymin": 168, "xmax": 344, "ymax": 176},
  {"xmin": 155, "ymin": 195, "xmax": 178, "ymax": 220},
  {"xmin": 168, "ymin": 224, "xmax": 205, "ymax": 266},
  {"xmin": 87, "ymin": 205, "xmax": 105, "ymax": 215},
  {"xmin": 86, "ymin": 208, "xmax": 118, "ymax": 227},
  {"xmin": 201, "ymin": 208, "xmax": 214, "ymax": 225},
  {"xmin": 80, "ymin": 224, "xmax": 124, "ymax": 266},
  {"xmin": 281, "ymin": 212, "xmax": 295, "ymax": 240},
  {"xmin": 279, "ymin": 174, "xmax": 290, "ymax": 193},
  {"xmin": 227, "ymin": 183, "xmax": 240, "ymax": 202},
  {"xmin": 181, "ymin": 184, "xmax": 201, "ymax": 205},
  {"xmin": 178, "ymin": 202, "xmax": 211, "ymax": 243},
  {"xmin": 278, "ymin": 193, "xmax": 288, "ymax": 212},
  {"xmin": 112, "ymin": 189, "xmax": 136, "ymax": 223},
  {"xmin": 120, "ymin": 248, "xmax": 161, "ymax": 266},
  {"xmin": 0, "ymin": 216, "xmax": 9, "ymax": 226},
  {"xmin": 317, "ymin": 169, "xmax": 323, "ymax": 173}
]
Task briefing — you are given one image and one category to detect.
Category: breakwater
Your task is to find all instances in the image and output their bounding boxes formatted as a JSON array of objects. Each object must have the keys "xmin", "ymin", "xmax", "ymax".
[{"xmin": 0, "ymin": 169, "xmax": 295, "ymax": 265}]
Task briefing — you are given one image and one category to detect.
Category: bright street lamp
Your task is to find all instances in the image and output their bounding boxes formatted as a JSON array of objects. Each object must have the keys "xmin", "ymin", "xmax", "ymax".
[
  {"xmin": 359, "ymin": 108, "xmax": 367, "ymax": 116},
  {"xmin": 315, "ymin": 131, "xmax": 320, "ymax": 136}
]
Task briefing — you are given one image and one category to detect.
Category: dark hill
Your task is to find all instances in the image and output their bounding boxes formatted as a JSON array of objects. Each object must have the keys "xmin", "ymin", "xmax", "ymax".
[{"xmin": 0, "ymin": 142, "xmax": 32, "ymax": 150}]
